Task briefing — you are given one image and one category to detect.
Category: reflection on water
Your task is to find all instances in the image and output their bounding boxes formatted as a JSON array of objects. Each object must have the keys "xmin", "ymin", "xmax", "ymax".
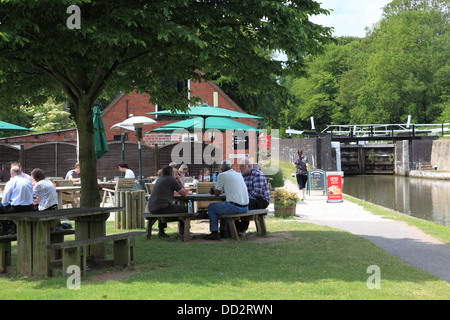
[{"xmin": 343, "ymin": 175, "xmax": 450, "ymax": 227}]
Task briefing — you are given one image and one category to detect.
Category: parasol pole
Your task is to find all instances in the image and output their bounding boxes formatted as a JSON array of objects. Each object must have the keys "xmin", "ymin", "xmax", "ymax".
[{"xmin": 201, "ymin": 116, "xmax": 206, "ymax": 182}]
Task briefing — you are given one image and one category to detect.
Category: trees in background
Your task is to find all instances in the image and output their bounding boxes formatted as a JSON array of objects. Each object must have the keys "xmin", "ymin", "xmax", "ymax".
[{"xmin": 282, "ymin": 0, "xmax": 449, "ymax": 134}]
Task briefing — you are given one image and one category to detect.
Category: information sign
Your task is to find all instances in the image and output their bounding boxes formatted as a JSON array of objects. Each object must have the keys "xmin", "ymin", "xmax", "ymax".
[{"xmin": 308, "ymin": 169, "xmax": 326, "ymax": 195}]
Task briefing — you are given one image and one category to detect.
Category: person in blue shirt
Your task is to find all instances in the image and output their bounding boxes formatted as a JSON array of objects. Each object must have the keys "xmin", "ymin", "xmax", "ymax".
[
  {"xmin": 65, "ymin": 162, "xmax": 81, "ymax": 182},
  {"xmin": 0, "ymin": 166, "xmax": 34, "ymax": 235}
]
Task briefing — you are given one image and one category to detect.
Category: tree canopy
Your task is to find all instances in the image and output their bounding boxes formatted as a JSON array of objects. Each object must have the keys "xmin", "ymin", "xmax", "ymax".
[
  {"xmin": 0, "ymin": 0, "xmax": 333, "ymax": 205},
  {"xmin": 281, "ymin": 0, "xmax": 449, "ymax": 134}
]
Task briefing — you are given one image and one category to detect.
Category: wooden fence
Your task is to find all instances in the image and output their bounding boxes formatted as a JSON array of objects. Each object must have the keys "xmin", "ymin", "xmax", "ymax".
[{"xmin": 0, "ymin": 141, "xmax": 220, "ymax": 180}]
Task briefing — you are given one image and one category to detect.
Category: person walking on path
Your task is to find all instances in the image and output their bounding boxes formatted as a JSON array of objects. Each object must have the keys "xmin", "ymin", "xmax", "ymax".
[{"xmin": 294, "ymin": 149, "xmax": 310, "ymax": 200}]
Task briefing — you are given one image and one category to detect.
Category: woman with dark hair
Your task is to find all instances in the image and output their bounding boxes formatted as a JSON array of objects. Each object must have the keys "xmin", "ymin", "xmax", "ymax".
[
  {"xmin": 118, "ymin": 161, "xmax": 135, "ymax": 178},
  {"xmin": 31, "ymin": 168, "xmax": 58, "ymax": 211},
  {"xmin": 294, "ymin": 149, "xmax": 310, "ymax": 200},
  {"xmin": 0, "ymin": 164, "xmax": 11, "ymax": 182}
]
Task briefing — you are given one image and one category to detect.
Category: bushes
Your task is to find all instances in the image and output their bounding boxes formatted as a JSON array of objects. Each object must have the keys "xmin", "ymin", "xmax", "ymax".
[{"xmin": 264, "ymin": 167, "xmax": 284, "ymax": 188}]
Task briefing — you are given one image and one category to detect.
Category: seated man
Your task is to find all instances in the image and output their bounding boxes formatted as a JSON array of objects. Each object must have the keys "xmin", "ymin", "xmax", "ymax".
[
  {"xmin": 147, "ymin": 165, "xmax": 187, "ymax": 238},
  {"xmin": 65, "ymin": 162, "xmax": 81, "ymax": 182},
  {"xmin": 236, "ymin": 158, "xmax": 271, "ymax": 235},
  {"xmin": 203, "ymin": 160, "xmax": 249, "ymax": 240},
  {"xmin": 31, "ymin": 168, "xmax": 58, "ymax": 211},
  {"xmin": 0, "ymin": 166, "xmax": 34, "ymax": 235},
  {"xmin": 11, "ymin": 160, "xmax": 32, "ymax": 182}
]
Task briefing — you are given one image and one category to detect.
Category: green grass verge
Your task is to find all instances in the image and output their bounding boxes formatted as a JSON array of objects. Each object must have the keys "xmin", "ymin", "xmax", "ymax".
[{"xmin": 0, "ymin": 220, "xmax": 448, "ymax": 300}]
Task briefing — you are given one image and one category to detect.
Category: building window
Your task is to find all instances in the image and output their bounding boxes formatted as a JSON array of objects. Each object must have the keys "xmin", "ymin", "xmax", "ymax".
[
  {"xmin": 182, "ymin": 134, "xmax": 198, "ymax": 142},
  {"xmin": 233, "ymin": 132, "xmax": 249, "ymax": 150}
]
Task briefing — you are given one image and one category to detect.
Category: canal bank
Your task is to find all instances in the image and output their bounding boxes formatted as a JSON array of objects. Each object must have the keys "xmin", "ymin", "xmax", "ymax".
[
  {"xmin": 282, "ymin": 180, "xmax": 450, "ymax": 283},
  {"xmin": 343, "ymin": 173, "xmax": 450, "ymax": 227},
  {"xmin": 408, "ymin": 170, "xmax": 450, "ymax": 180}
]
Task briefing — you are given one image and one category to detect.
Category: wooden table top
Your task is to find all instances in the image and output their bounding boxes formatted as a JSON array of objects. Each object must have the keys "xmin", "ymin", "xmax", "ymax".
[
  {"xmin": 55, "ymin": 186, "xmax": 82, "ymax": 191},
  {"xmin": 173, "ymin": 193, "xmax": 226, "ymax": 201},
  {"xmin": 0, "ymin": 206, "xmax": 124, "ymax": 221}
]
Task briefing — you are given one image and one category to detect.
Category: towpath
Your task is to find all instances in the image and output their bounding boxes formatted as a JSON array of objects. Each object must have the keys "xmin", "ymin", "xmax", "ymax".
[{"xmin": 274, "ymin": 180, "xmax": 450, "ymax": 283}]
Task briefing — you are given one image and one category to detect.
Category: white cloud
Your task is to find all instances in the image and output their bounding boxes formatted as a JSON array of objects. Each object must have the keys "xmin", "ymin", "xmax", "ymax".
[{"xmin": 311, "ymin": 0, "xmax": 392, "ymax": 37}]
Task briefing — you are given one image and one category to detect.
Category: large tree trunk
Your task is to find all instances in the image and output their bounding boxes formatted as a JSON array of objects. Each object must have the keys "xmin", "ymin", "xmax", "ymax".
[{"xmin": 76, "ymin": 98, "xmax": 101, "ymax": 207}]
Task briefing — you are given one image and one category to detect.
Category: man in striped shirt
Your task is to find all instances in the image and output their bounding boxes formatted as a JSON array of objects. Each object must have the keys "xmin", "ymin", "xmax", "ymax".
[{"xmin": 236, "ymin": 158, "xmax": 270, "ymax": 235}]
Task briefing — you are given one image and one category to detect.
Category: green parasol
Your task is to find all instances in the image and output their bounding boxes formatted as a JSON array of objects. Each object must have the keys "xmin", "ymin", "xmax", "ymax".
[
  {"xmin": 148, "ymin": 117, "xmax": 259, "ymax": 133},
  {"xmin": 93, "ymin": 106, "xmax": 108, "ymax": 159},
  {"xmin": 147, "ymin": 104, "xmax": 261, "ymax": 180},
  {"xmin": 0, "ymin": 120, "xmax": 32, "ymax": 131}
]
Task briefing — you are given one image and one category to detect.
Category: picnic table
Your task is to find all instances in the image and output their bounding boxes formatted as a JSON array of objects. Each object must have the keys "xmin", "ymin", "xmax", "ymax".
[
  {"xmin": 0, "ymin": 207, "xmax": 123, "ymax": 276},
  {"xmin": 173, "ymin": 193, "xmax": 226, "ymax": 204},
  {"xmin": 55, "ymin": 185, "xmax": 81, "ymax": 208},
  {"xmin": 144, "ymin": 194, "xmax": 227, "ymax": 241}
]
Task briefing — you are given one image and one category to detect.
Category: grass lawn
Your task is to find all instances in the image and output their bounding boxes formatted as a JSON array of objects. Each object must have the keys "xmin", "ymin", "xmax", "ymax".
[{"xmin": 0, "ymin": 218, "xmax": 449, "ymax": 300}]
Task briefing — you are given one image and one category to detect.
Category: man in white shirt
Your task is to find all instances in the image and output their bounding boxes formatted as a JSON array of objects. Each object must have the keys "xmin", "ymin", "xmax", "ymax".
[
  {"xmin": 0, "ymin": 166, "xmax": 34, "ymax": 235},
  {"xmin": 203, "ymin": 160, "xmax": 249, "ymax": 240},
  {"xmin": 118, "ymin": 162, "xmax": 135, "ymax": 178}
]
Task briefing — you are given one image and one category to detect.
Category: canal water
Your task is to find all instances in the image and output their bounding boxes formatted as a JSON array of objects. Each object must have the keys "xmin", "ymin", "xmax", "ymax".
[{"xmin": 343, "ymin": 175, "xmax": 450, "ymax": 227}]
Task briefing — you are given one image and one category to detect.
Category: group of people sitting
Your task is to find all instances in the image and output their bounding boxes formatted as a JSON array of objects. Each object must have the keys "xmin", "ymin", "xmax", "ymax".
[
  {"xmin": 0, "ymin": 160, "xmax": 137, "ymax": 236},
  {"xmin": 0, "ymin": 161, "xmax": 58, "ymax": 235},
  {"xmin": 147, "ymin": 158, "xmax": 270, "ymax": 241},
  {"xmin": 1, "ymin": 158, "xmax": 271, "ymax": 240}
]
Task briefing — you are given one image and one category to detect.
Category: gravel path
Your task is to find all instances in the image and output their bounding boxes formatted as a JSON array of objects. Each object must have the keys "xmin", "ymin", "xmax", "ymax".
[{"xmin": 274, "ymin": 179, "xmax": 450, "ymax": 283}]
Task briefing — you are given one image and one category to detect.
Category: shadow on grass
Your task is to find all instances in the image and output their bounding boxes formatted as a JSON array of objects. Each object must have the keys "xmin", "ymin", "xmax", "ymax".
[{"xmin": 98, "ymin": 226, "xmax": 444, "ymax": 286}]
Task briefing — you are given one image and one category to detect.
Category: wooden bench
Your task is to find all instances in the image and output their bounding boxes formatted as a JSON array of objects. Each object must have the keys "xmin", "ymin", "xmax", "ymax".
[
  {"xmin": 0, "ymin": 229, "xmax": 75, "ymax": 273},
  {"xmin": 143, "ymin": 209, "xmax": 268, "ymax": 242},
  {"xmin": 218, "ymin": 209, "xmax": 268, "ymax": 241},
  {"xmin": 142, "ymin": 212, "xmax": 209, "ymax": 242},
  {"xmin": 47, "ymin": 231, "xmax": 145, "ymax": 276}
]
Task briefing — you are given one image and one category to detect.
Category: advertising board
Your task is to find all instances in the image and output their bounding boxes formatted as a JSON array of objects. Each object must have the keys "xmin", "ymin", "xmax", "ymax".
[{"xmin": 326, "ymin": 174, "xmax": 343, "ymax": 203}]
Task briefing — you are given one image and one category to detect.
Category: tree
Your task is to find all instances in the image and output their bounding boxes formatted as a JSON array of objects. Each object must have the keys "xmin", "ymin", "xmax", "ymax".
[
  {"xmin": 0, "ymin": 0, "xmax": 333, "ymax": 206},
  {"xmin": 340, "ymin": 0, "xmax": 449, "ymax": 124},
  {"xmin": 363, "ymin": 8, "xmax": 448, "ymax": 123},
  {"xmin": 21, "ymin": 98, "xmax": 75, "ymax": 132},
  {"xmin": 283, "ymin": 40, "xmax": 356, "ymax": 132}
]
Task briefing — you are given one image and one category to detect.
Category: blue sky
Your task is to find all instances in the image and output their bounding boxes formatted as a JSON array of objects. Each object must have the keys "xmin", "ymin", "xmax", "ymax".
[{"xmin": 310, "ymin": 0, "xmax": 393, "ymax": 37}]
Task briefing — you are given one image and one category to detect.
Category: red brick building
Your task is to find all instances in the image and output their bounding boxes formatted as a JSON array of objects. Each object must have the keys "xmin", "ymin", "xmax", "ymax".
[{"xmin": 0, "ymin": 79, "xmax": 260, "ymax": 169}]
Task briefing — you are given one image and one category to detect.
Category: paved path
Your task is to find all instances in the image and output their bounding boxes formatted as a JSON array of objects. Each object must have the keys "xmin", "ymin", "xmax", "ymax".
[{"xmin": 274, "ymin": 180, "xmax": 450, "ymax": 283}]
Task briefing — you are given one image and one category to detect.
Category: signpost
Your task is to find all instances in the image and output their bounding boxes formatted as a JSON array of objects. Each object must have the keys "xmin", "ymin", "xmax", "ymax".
[
  {"xmin": 308, "ymin": 169, "xmax": 326, "ymax": 195},
  {"xmin": 326, "ymin": 174, "xmax": 343, "ymax": 203}
]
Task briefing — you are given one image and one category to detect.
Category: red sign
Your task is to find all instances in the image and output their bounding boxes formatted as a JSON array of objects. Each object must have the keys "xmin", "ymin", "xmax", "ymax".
[
  {"xmin": 327, "ymin": 175, "xmax": 343, "ymax": 203},
  {"xmin": 258, "ymin": 135, "xmax": 270, "ymax": 150}
]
